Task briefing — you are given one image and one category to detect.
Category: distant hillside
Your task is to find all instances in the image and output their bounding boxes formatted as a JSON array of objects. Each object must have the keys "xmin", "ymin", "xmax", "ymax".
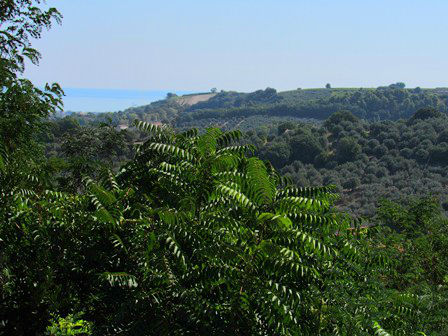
[
  {"xmin": 65, "ymin": 86, "xmax": 448, "ymax": 132},
  {"xmin": 177, "ymin": 87, "xmax": 448, "ymax": 128},
  {"xmin": 47, "ymin": 88, "xmax": 448, "ymax": 217}
]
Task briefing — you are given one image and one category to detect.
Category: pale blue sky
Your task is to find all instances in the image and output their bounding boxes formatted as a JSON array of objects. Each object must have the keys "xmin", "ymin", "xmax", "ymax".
[{"xmin": 26, "ymin": 0, "xmax": 448, "ymax": 92}]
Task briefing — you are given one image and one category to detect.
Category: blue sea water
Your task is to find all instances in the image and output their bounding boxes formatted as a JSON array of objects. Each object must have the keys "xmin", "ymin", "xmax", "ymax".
[{"xmin": 62, "ymin": 88, "xmax": 192, "ymax": 113}]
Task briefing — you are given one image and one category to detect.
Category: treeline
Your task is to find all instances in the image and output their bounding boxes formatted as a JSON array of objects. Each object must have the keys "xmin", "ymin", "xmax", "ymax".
[
  {"xmin": 62, "ymin": 85, "xmax": 448, "ymax": 132},
  {"xmin": 177, "ymin": 87, "xmax": 446, "ymax": 124}
]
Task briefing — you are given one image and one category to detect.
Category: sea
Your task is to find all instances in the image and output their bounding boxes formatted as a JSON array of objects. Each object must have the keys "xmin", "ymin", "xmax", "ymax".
[{"xmin": 62, "ymin": 88, "xmax": 193, "ymax": 113}]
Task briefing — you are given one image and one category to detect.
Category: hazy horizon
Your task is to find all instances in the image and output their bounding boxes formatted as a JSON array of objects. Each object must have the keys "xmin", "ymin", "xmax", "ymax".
[
  {"xmin": 60, "ymin": 84, "xmax": 447, "ymax": 112},
  {"xmin": 60, "ymin": 88, "xmax": 190, "ymax": 112},
  {"xmin": 25, "ymin": 0, "xmax": 448, "ymax": 97}
]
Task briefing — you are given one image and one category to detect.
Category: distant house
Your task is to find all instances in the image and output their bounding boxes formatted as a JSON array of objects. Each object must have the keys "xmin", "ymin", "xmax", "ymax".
[{"xmin": 117, "ymin": 124, "xmax": 129, "ymax": 131}]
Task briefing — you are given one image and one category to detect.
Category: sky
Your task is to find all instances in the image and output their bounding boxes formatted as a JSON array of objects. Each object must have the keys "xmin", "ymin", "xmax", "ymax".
[{"xmin": 25, "ymin": 0, "xmax": 448, "ymax": 94}]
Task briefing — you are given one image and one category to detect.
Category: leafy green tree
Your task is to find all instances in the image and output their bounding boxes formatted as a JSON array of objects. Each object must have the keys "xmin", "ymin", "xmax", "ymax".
[
  {"xmin": 166, "ymin": 92, "xmax": 177, "ymax": 99},
  {"xmin": 0, "ymin": 0, "xmax": 63, "ymax": 200},
  {"xmin": 408, "ymin": 107, "xmax": 442, "ymax": 124},
  {"xmin": 430, "ymin": 143, "xmax": 448, "ymax": 165},
  {"xmin": 342, "ymin": 176, "xmax": 360, "ymax": 190},
  {"xmin": 389, "ymin": 82, "xmax": 406, "ymax": 89},
  {"xmin": 0, "ymin": 0, "xmax": 62, "ymax": 73},
  {"xmin": 277, "ymin": 121, "xmax": 295, "ymax": 135},
  {"xmin": 57, "ymin": 124, "xmax": 128, "ymax": 192},
  {"xmin": 437, "ymin": 129, "xmax": 448, "ymax": 143},
  {"xmin": 262, "ymin": 141, "xmax": 291, "ymax": 168},
  {"xmin": 335, "ymin": 137, "xmax": 361, "ymax": 163},
  {"xmin": 112, "ymin": 122, "xmax": 375, "ymax": 334},
  {"xmin": 289, "ymin": 129, "xmax": 324, "ymax": 164},
  {"xmin": 324, "ymin": 110, "xmax": 360, "ymax": 131}
]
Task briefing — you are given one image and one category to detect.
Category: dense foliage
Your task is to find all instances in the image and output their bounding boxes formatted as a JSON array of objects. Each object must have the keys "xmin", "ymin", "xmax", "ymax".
[
  {"xmin": 4, "ymin": 120, "xmax": 448, "ymax": 334},
  {"xmin": 47, "ymin": 109, "xmax": 448, "ymax": 216},
  {"xmin": 252, "ymin": 110, "xmax": 448, "ymax": 215},
  {"xmin": 1, "ymin": 2, "xmax": 448, "ymax": 335}
]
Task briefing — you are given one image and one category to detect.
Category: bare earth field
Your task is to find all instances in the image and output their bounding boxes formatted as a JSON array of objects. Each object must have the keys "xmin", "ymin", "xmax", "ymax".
[{"xmin": 176, "ymin": 93, "xmax": 217, "ymax": 106}]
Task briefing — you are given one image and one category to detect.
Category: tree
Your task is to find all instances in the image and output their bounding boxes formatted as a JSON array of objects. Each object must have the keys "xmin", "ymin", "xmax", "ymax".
[
  {"xmin": 438, "ymin": 129, "xmax": 448, "ymax": 144},
  {"xmin": 0, "ymin": 0, "xmax": 63, "ymax": 217},
  {"xmin": 343, "ymin": 176, "xmax": 360, "ymax": 190},
  {"xmin": 325, "ymin": 83, "xmax": 331, "ymax": 89},
  {"xmin": 0, "ymin": 3, "xmax": 65, "ymax": 332},
  {"xmin": 0, "ymin": 0, "xmax": 62, "ymax": 73},
  {"xmin": 389, "ymin": 82, "xmax": 406, "ymax": 89},
  {"xmin": 289, "ymin": 130, "xmax": 324, "ymax": 164},
  {"xmin": 324, "ymin": 110, "xmax": 360, "ymax": 130},
  {"xmin": 335, "ymin": 137, "xmax": 361, "ymax": 163},
  {"xmin": 408, "ymin": 107, "xmax": 442, "ymax": 123},
  {"xmin": 211, "ymin": 87, "xmax": 217, "ymax": 93},
  {"xmin": 262, "ymin": 141, "xmax": 291, "ymax": 168},
  {"xmin": 111, "ymin": 123, "xmax": 377, "ymax": 334},
  {"xmin": 277, "ymin": 121, "xmax": 295, "ymax": 135},
  {"xmin": 430, "ymin": 143, "xmax": 448, "ymax": 165},
  {"xmin": 0, "ymin": 0, "xmax": 63, "ymax": 156}
]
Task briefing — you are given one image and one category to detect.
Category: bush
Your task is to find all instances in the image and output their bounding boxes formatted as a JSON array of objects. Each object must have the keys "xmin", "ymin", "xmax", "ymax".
[{"xmin": 46, "ymin": 314, "xmax": 92, "ymax": 336}]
